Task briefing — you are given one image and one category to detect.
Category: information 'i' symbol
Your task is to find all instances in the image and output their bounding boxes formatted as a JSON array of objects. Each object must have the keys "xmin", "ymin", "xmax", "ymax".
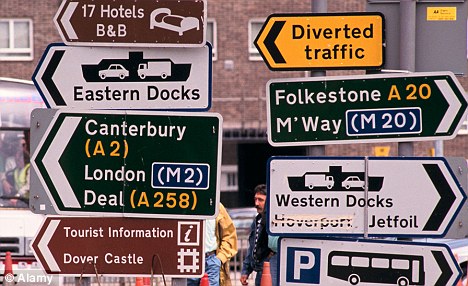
[{"xmin": 184, "ymin": 225, "xmax": 194, "ymax": 242}]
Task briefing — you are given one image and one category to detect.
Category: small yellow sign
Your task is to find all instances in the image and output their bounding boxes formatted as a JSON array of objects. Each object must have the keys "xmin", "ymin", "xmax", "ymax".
[
  {"xmin": 255, "ymin": 13, "xmax": 384, "ymax": 70},
  {"xmin": 427, "ymin": 7, "xmax": 457, "ymax": 21},
  {"xmin": 374, "ymin": 146, "xmax": 390, "ymax": 157}
]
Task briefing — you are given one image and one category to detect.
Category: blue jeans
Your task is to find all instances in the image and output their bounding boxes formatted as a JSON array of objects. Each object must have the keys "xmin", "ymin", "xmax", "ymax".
[
  {"xmin": 187, "ymin": 254, "xmax": 221, "ymax": 286},
  {"xmin": 254, "ymin": 255, "xmax": 278, "ymax": 286}
]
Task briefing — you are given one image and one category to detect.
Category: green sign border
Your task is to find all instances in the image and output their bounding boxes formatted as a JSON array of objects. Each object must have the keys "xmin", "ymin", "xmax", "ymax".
[
  {"xmin": 267, "ymin": 72, "xmax": 468, "ymax": 146},
  {"xmin": 31, "ymin": 109, "xmax": 222, "ymax": 219}
]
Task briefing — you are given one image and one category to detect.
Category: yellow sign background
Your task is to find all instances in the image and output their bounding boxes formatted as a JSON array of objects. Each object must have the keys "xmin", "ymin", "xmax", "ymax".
[{"xmin": 427, "ymin": 7, "xmax": 457, "ymax": 21}]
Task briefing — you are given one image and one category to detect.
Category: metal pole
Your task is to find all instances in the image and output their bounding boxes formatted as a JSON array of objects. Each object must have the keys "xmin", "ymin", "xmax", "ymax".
[
  {"xmin": 398, "ymin": 0, "xmax": 416, "ymax": 157},
  {"xmin": 307, "ymin": 0, "xmax": 328, "ymax": 156},
  {"xmin": 399, "ymin": 0, "xmax": 416, "ymax": 72},
  {"xmin": 364, "ymin": 157, "xmax": 369, "ymax": 239},
  {"xmin": 434, "ymin": 139, "xmax": 444, "ymax": 156},
  {"xmin": 398, "ymin": 0, "xmax": 416, "ymax": 243},
  {"xmin": 311, "ymin": 0, "xmax": 327, "ymax": 13}
]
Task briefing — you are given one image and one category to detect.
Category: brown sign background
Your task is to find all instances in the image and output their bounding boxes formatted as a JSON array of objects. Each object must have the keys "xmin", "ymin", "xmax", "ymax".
[
  {"xmin": 32, "ymin": 217, "xmax": 204, "ymax": 276},
  {"xmin": 55, "ymin": 0, "xmax": 206, "ymax": 46}
]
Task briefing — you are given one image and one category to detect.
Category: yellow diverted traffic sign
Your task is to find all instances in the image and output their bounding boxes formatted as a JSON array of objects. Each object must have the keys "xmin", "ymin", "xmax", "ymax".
[{"xmin": 255, "ymin": 13, "xmax": 385, "ymax": 70}]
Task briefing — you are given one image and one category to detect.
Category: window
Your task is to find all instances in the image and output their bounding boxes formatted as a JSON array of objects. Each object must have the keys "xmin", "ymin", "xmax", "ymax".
[
  {"xmin": 206, "ymin": 19, "xmax": 217, "ymax": 61},
  {"xmin": 331, "ymin": 255, "xmax": 349, "ymax": 266},
  {"xmin": 458, "ymin": 117, "xmax": 468, "ymax": 135},
  {"xmin": 220, "ymin": 165, "xmax": 238, "ymax": 192},
  {"xmin": 248, "ymin": 19, "xmax": 264, "ymax": 61},
  {"xmin": 372, "ymin": 258, "xmax": 389, "ymax": 268},
  {"xmin": 0, "ymin": 19, "xmax": 33, "ymax": 61},
  {"xmin": 392, "ymin": 259, "xmax": 409, "ymax": 270},
  {"xmin": 351, "ymin": 256, "xmax": 369, "ymax": 267}
]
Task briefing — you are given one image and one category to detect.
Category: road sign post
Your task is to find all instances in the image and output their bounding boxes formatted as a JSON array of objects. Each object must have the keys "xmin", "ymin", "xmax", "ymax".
[
  {"xmin": 254, "ymin": 13, "xmax": 385, "ymax": 70},
  {"xmin": 55, "ymin": 0, "xmax": 206, "ymax": 47},
  {"xmin": 279, "ymin": 237, "xmax": 462, "ymax": 285},
  {"xmin": 266, "ymin": 72, "xmax": 468, "ymax": 146},
  {"xmin": 32, "ymin": 43, "xmax": 212, "ymax": 110},
  {"xmin": 30, "ymin": 109, "xmax": 222, "ymax": 218},
  {"xmin": 32, "ymin": 216, "xmax": 204, "ymax": 276},
  {"xmin": 267, "ymin": 156, "xmax": 466, "ymax": 237}
]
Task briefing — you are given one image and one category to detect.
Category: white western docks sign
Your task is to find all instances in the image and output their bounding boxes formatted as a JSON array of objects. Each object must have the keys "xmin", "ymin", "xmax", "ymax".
[{"xmin": 267, "ymin": 156, "xmax": 466, "ymax": 237}]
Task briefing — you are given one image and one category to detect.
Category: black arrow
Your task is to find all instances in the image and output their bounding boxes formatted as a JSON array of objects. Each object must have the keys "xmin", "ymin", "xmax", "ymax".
[
  {"xmin": 264, "ymin": 21, "xmax": 286, "ymax": 64},
  {"xmin": 422, "ymin": 164, "xmax": 456, "ymax": 231},
  {"xmin": 42, "ymin": 49, "xmax": 66, "ymax": 106},
  {"xmin": 432, "ymin": 250, "xmax": 453, "ymax": 286}
]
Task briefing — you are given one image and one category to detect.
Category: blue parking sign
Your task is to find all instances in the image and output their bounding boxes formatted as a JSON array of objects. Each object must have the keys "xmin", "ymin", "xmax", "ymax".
[{"xmin": 286, "ymin": 247, "xmax": 321, "ymax": 284}]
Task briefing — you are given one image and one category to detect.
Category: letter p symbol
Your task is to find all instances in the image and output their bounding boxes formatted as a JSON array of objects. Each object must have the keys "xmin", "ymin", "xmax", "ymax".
[{"xmin": 294, "ymin": 251, "xmax": 315, "ymax": 279}]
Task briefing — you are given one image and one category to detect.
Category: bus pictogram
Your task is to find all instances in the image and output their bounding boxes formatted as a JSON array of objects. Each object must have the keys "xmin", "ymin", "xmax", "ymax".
[{"xmin": 327, "ymin": 250, "xmax": 425, "ymax": 285}]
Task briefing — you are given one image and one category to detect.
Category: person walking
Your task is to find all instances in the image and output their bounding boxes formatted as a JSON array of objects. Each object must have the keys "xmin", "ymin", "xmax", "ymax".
[
  {"xmin": 240, "ymin": 184, "xmax": 277, "ymax": 286},
  {"xmin": 188, "ymin": 203, "xmax": 238, "ymax": 286}
]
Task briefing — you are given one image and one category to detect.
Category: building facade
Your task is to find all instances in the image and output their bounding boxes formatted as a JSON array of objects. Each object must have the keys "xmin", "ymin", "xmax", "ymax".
[{"xmin": 1, "ymin": 0, "xmax": 468, "ymax": 208}]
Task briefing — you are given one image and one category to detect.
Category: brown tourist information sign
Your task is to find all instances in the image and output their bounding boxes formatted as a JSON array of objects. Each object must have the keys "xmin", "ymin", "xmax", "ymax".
[
  {"xmin": 54, "ymin": 0, "xmax": 207, "ymax": 47},
  {"xmin": 31, "ymin": 217, "xmax": 204, "ymax": 276}
]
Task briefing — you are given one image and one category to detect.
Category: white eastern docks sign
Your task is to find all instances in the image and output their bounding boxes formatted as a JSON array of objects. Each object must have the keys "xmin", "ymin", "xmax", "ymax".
[{"xmin": 33, "ymin": 43, "xmax": 212, "ymax": 110}]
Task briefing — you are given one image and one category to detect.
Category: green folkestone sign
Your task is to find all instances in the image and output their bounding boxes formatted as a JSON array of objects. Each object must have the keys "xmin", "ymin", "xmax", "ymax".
[
  {"xmin": 267, "ymin": 72, "xmax": 468, "ymax": 146},
  {"xmin": 30, "ymin": 109, "xmax": 222, "ymax": 218}
]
